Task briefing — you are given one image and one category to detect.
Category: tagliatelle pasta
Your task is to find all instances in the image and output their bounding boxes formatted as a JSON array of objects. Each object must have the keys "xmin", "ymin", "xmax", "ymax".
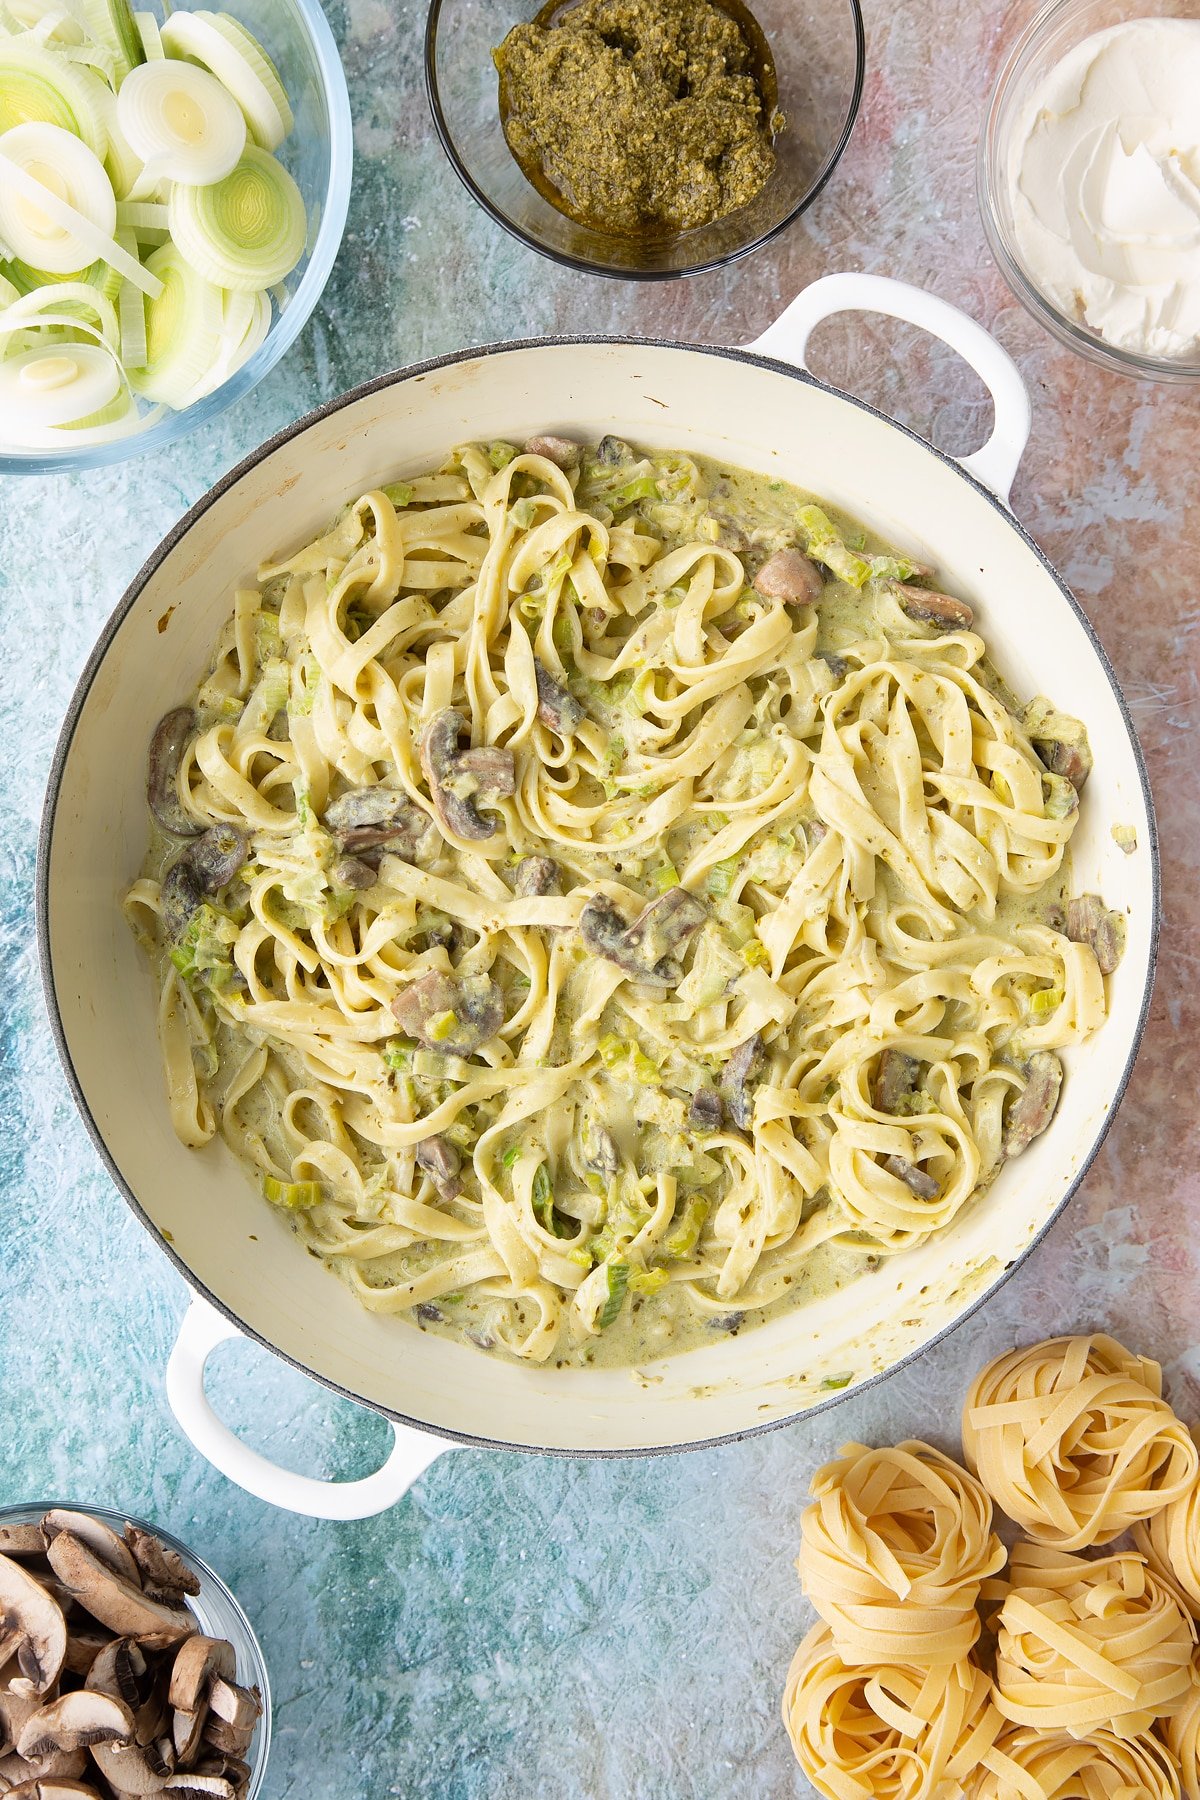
[
  {"xmin": 990, "ymin": 1543, "xmax": 1196, "ymax": 1737},
  {"xmin": 1164, "ymin": 1652, "xmax": 1200, "ymax": 1800},
  {"xmin": 782, "ymin": 1622, "xmax": 1001, "ymax": 1800},
  {"xmin": 126, "ymin": 439, "xmax": 1118, "ymax": 1368},
  {"xmin": 970, "ymin": 1723, "xmax": 1183, "ymax": 1799},
  {"xmin": 798, "ymin": 1440, "xmax": 1007, "ymax": 1665},
  {"xmin": 963, "ymin": 1335, "xmax": 1199, "ymax": 1550},
  {"xmin": 1135, "ymin": 1436, "xmax": 1200, "ymax": 1618}
]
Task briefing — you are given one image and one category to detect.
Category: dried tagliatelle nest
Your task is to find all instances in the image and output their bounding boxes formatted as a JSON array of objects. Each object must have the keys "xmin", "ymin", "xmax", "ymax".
[
  {"xmin": 961, "ymin": 1333, "xmax": 1198, "ymax": 1551},
  {"xmin": 782, "ymin": 1332, "xmax": 1200, "ymax": 1800},
  {"xmin": 990, "ymin": 1543, "xmax": 1196, "ymax": 1737},
  {"xmin": 971, "ymin": 1723, "xmax": 1185, "ymax": 1800},
  {"xmin": 782, "ymin": 1622, "xmax": 1001, "ymax": 1800},
  {"xmin": 798, "ymin": 1440, "xmax": 1006, "ymax": 1666}
]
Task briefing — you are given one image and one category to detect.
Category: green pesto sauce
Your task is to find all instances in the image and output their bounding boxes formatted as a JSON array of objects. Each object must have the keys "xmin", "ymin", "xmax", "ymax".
[{"xmin": 493, "ymin": 0, "xmax": 780, "ymax": 239}]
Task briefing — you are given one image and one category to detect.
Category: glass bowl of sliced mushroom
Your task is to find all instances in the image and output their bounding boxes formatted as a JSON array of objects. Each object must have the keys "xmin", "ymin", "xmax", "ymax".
[{"xmin": 0, "ymin": 1502, "xmax": 269, "ymax": 1799}]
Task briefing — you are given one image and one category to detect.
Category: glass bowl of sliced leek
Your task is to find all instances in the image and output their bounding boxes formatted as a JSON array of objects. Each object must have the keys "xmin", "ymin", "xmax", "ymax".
[{"xmin": 0, "ymin": 0, "xmax": 352, "ymax": 472}]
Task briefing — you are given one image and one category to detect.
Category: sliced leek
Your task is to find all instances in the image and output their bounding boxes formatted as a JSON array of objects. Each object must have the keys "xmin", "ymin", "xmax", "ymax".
[
  {"xmin": 159, "ymin": 7, "xmax": 288, "ymax": 148},
  {"xmin": 169, "ymin": 142, "xmax": 303, "ymax": 289},
  {"xmin": 2, "ymin": 254, "xmax": 123, "ymax": 300},
  {"xmin": 0, "ymin": 272, "xmax": 19, "ymax": 307},
  {"xmin": 117, "ymin": 55, "xmax": 244, "ymax": 183},
  {"xmin": 0, "ymin": 132, "xmax": 161, "ymax": 292},
  {"xmin": 81, "ymin": 0, "xmax": 142, "ymax": 81},
  {"xmin": 0, "ymin": 38, "xmax": 108, "ymax": 156},
  {"xmin": 196, "ymin": 11, "xmax": 290, "ymax": 136},
  {"xmin": 0, "ymin": 120, "xmax": 116, "ymax": 271},
  {"xmin": 133, "ymin": 9, "xmax": 162, "ymax": 58},
  {"xmin": 0, "ymin": 338, "xmax": 120, "ymax": 424},
  {"xmin": 128, "ymin": 235, "xmax": 223, "ymax": 404},
  {"xmin": 114, "ymin": 226, "xmax": 144, "ymax": 364},
  {"xmin": 177, "ymin": 278, "xmax": 266, "ymax": 402},
  {"xmin": 1, "ymin": 276, "xmax": 120, "ymax": 344}
]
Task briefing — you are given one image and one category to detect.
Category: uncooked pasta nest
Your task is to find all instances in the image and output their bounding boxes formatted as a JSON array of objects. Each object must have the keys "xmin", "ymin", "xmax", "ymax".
[
  {"xmin": 970, "ymin": 1724, "xmax": 1184, "ymax": 1799},
  {"xmin": 798, "ymin": 1440, "xmax": 1006, "ymax": 1665},
  {"xmin": 782, "ymin": 1622, "xmax": 1000, "ymax": 1800},
  {"xmin": 1134, "ymin": 1433, "xmax": 1200, "ymax": 1618},
  {"xmin": 962, "ymin": 1334, "xmax": 1199, "ymax": 1551},
  {"xmin": 1165, "ymin": 1652, "xmax": 1200, "ymax": 1800},
  {"xmin": 782, "ymin": 1333, "xmax": 1200, "ymax": 1800},
  {"xmin": 990, "ymin": 1543, "xmax": 1196, "ymax": 1736}
]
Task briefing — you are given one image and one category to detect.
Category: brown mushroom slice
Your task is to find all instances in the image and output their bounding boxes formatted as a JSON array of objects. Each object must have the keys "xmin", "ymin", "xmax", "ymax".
[
  {"xmin": 166, "ymin": 1643, "xmax": 234, "ymax": 1719},
  {"xmin": 1064, "ymin": 894, "xmax": 1124, "ymax": 976},
  {"xmin": 390, "ymin": 970, "xmax": 504, "ymax": 1057},
  {"xmin": 514, "ymin": 856, "xmax": 560, "ymax": 898},
  {"xmin": 17, "ymin": 1692, "xmax": 135, "ymax": 1760},
  {"xmin": 753, "ymin": 549, "xmax": 824, "ymax": 607},
  {"xmin": 198, "ymin": 1718, "xmax": 252, "ymax": 1760},
  {"xmin": 87, "ymin": 1641, "xmax": 164, "ymax": 1747},
  {"xmin": 120, "ymin": 1536, "xmax": 198, "ymax": 1607},
  {"xmin": 0, "ymin": 1685, "xmax": 40, "ymax": 1758},
  {"xmin": 894, "ymin": 586, "xmax": 974, "ymax": 631},
  {"xmin": 171, "ymin": 1707, "xmax": 206, "ymax": 1769},
  {"xmin": 580, "ymin": 889, "xmax": 707, "ymax": 985},
  {"xmin": 688, "ymin": 1089, "xmax": 724, "ymax": 1134},
  {"xmin": 1002, "ymin": 1051, "xmax": 1063, "ymax": 1158},
  {"xmin": 44, "ymin": 1540, "xmax": 192, "ymax": 1646},
  {"xmin": 61, "ymin": 1628, "xmax": 114, "ymax": 1679},
  {"xmin": 0, "ymin": 1750, "xmax": 88, "ymax": 1784},
  {"xmin": 6, "ymin": 1780, "xmax": 105, "ymax": 1798},
  {"xmin": 419, "ymin": 709, "xmax": 514, "ymax": 841},
  {"xmin": 0, "ymin": 1555, "xmax": 68, "ymax": 1697},
  {"xmin": 720, "ymin": 1033, "xmax": 764, "ymax": 1131},
  {"xmin": 147, "ymin": 708, "xmax": 203, "ymax": 839},
  {"xmin": 414, "ymin": 1137, "xmax": 462, "ymax": 1202},
  {"xmin": 89, "ymin": 1734, "xmax": 173, "ymax": 1796},
  {"xmin": 523, "ymin": 435, "xmax": 581, "ymax": 470},
  {"xmin": 163, "ymin": 1778, "xmax": 237, "ymax": 1799},
  {"xmin": 1021, "ymin": 696, "xmax": 1093, "ymax": 791},
  {"xmin": 42, "ymin": 1518, "xmax": 140, "ymax": 1592},
  {"xmin": 0, "ymin": 1531, "xmax": 47, "ymax": 1561},
  {"xmin": 884, "ymin": 1154, "xmax": 940, "ymax": 1200},
  {"xmin": 204, "ymin": 1685, "xmax": 259, "ymax": 1740},
  {"xmin": 321, "ymin": 790, "xmax": 430, "ymax": 861},
  {"xmin": 871, "ymin": 1049, "xmax": 920, "ymax": 1115},
  {"xmin": 533, "ymin": 664, "xmax": 585, "ymax": 737}
]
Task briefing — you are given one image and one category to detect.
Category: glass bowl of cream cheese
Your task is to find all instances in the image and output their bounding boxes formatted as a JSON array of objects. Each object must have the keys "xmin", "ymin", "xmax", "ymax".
[{"xmin": 980, "ymin": 0, "xmax": 1200, "ymax": 381}]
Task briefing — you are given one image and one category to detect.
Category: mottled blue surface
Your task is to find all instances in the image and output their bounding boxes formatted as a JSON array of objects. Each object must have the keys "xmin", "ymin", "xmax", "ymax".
[{"xmin": 3, "ymin": 0, "xmax": 1199, "ymax": 1794}]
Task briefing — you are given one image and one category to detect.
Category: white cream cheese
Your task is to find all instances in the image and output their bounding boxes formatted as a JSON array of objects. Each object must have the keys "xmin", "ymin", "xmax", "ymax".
[{"xmin": 1008, "ymin": 18, "xmax": 1200, "ymax": 360}]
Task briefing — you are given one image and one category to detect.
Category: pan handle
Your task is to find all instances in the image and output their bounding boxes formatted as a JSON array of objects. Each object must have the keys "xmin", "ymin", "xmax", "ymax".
[
  {"xmin": 165, "ymin": 1295, "xmax": 458, "ymax": 1518},
  {"xmin": 749, "ymin": 273, "xmax": 1032, "ymax": 507}
]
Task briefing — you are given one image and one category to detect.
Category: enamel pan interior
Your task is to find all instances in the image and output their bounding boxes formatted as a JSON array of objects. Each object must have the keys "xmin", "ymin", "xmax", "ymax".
[{"xmin": 39, "ymin": 340, "xmax": 1158, "ymax": 1455}]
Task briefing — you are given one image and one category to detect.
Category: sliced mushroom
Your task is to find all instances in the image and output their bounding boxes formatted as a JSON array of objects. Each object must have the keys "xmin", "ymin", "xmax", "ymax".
[
  {"xmin": 0, "ymin": 1686, "xmax": 40, "ymax": 1758},
  {"xmin": 0, "ymin": 1751, "xmax": 88, "ymax": 1785},
  {"xmin": 1020, "ymin": 696, "xmax": 1091, "ymax": 791},
  {"xmin": 158, "ymin": 862, "xmax": 205, "ymax": 944},
  {"xmin": 189, "ymin": 1753, "xmax": 249, "ymax": 1790},
  {"xmin": 120, "ymin": 1536, "xmax": 198, "ymax": 1607},
  {"xmin": 414, "ymin": 1137, "xmax": 462, "ymax": 1202},
  {"xmin": 158, "ymin": 826, "xmax": 248, "ymax": 942},
  {"xmin": 688, "ymin": 1088, "xmax": 724, "ymax": 1134},
  {"xmin": 595, "ymin": 435, "xmax": 633, "ymax": 467},
  {"xmin": 147, "ymin": 708, "xmax": 203, "ymax": 838},
  {"xmin": 1064, "ymin": 895, "xmax": 1124, "ymax": 976},
  {"xmin": 199, "ymin": 1718, "xmax": 252, "ymax": 1760},
  {"xmin": 5, "ymin": 1779, "xmax": 104, "ymax": 1798},
  {"xmin": 163, "ymin": 1779, "xmax": 236, "ymax": 1799},
  {"xmin": 17, "ymin": 1692, "xmax": 134, "ymax": 1760},
  {"xmin": 171, "ymin": 1707, "xmax": 206, "ymax": 1769},
  {"xmin": 534, "ymin": 664, "xmax": 585, "ymax": 737},
  {"xmin": 884, "ymin": 1154, "xmax": 940, "ymax": 1200},
  {"xmin": 0, "ymin": 1531, "xmax": 46, "ymax": 1562},
  {"xmin": 580, "ymin": 889, "xmax": 707, "ymax": 985},
  {"xmin": 894, "ymin": 586, "xmax": 974, "ymax": 631},
  {"xmin": 0, "ymin": 1555, "xmax": 68, "ymax": 1697},
  {"xmin": 42, "ymin": 1517, "xmax": 139, "ymax": 1592},
  {"xmin": 1002, "ymin": 1051, "xmax": 1063, "ymax": 1158},
  {"xmin": 165, "ymin": 1643, "xmax": 234, "ymax": 1719},
  {"xmin": 90, "ymin": 1734, "xmax": 174, "ymax": 1796},
  {"xmin": 321, "ymin": 790, "xmax": 430, "ymax": 861},
  {"xmin": 581, "ymin": 1122, "xmax": 620, "ymax": 1181},
  {"xmin": 419, "ymin": 709, "xmax": 515, "ymax": 842},
  {"xmin": 872, "ymin": 1049, "xmax": 920, "ymax": 1115},
  {"xmin": 44, "ymin": 1540, "xmax": 192, "ymax": 1646},
  {"xmin": 87, "ymin": 1640, "xmax": 164, "ymax": 1746},
  {"xmin": 204, "ymin": 1686, "xmax": 259, "ymax": 1738},
  {"xmin": 331, "ymin": 855, "xmax": 377, "ymax": 891},
  {"xmin": 753, "ymin": 549, "xmax": 824, "ymax": 607},
  {"xmin": 61, "ymin": 1628, "xmax": 113, "ymax": 1680},
  {"xmin": 391, "ymin": 970, "xmax": 504, "ymax": 1057},
  {"xmin": 514, "ymin": 856, "xmax": 560, "ymax": 898},
  {"xmin": 523, "ymin": 435, "xmax": 581, "ymax": 470},
  {"xmin": 720, "ymin": 1033, "xmax": 764, "ymax": 1131}
]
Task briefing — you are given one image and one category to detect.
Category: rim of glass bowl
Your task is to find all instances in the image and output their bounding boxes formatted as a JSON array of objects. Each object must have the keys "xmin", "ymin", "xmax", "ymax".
[
  {"xmin": 0, "ymin": 0, "xmax": 354, "ymax": 477},
  {"xmin": 978, "ymin": 0, "xmax": 1200, "ymax": 384},
  {"xmin": 423, "ymin": 0, "xmax": 866, "ymax": 282},
  {"xmin": 0, "ymin": 1499, "xmax": 272, "ymax": 1797}
]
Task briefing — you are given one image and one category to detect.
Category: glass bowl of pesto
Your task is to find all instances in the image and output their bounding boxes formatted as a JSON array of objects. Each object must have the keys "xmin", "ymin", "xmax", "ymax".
[{"xmin": 424, "ymin": 0, "xmax": 866, "ymax": 279}]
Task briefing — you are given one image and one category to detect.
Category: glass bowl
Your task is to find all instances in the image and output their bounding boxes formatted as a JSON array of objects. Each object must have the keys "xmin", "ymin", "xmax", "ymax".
[
  {"xmin": 425, "ymin": 0, "xmax": 865, "ymax": 280},
  {"xmin": 979, "ymin": 0, "xmax": 1200, "ymax": 383},
  {"xmin": 0, "ymin": 1499, "xmax": 271, "ymax": 1796},
  {"xmin": 0, "ymin": 0, "xmax": 353, "ymax": 476}
]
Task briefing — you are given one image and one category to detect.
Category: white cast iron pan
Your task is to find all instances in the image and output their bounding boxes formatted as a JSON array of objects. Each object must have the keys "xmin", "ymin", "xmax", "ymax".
[{"xmin": 38, "ymin": 276, "xmax": 1159, "ymax": 1517}]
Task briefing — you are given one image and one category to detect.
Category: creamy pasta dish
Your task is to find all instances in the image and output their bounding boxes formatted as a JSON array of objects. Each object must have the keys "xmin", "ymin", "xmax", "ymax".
[{"xmin": 126, "ymin": 435, "xmax": 1123, "ymax": 1368}]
